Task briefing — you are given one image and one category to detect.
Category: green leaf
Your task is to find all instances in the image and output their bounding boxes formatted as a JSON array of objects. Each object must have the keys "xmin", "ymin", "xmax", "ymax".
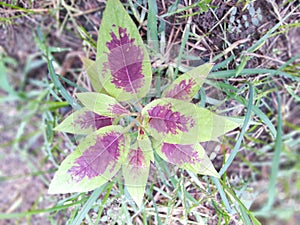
[
  {"xmin": 48, "ymin": 125, "xmax": 129, "ymax": 194},
  {"xmin": 122, "ymin": 132, "xmax": 153, "ymax": 206},
  {"xmin": 196, "ymin": 106, "xmax": 240, "ymax": 142},
  {"xmin": 154, "ymin": 141, "xmax": 219, "ymax": 178},
  {"xmin": 162, "ymin": 63, "xmax": 213, "ymax": 101},
  {"xmin": 54, "ymin": 107, "xmax": 113, "ymax": 135},
  {"xmin": 96, "ymin": 0, "xmax": 152, "ymax": 101},
  {"xmin": 76, "ymin": 92, "xmax": 130, "ymax": 117},
  {"xmin": 80, "ymin": 57, "xmax": 107, "ymax": 94}
]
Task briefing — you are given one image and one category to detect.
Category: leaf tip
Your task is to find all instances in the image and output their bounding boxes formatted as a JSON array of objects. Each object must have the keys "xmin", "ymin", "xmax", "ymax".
[
  {"xmin": 47, "ymin": 182, "xmax": 60, "ymax": 195},
  {"xmin": 53, "ymin": 123, "xmax": 64, "ymax": 132},
  {"xmin": 52, "ymin": 126, "xmax": 59, "ymax": 131},
  {"xmin": 128, "ymin": 189, "xmax": 144, "ymax": 207},
  {"xmin": 211, "ymin": 172, "xmax": 221, "ymax": 179}
]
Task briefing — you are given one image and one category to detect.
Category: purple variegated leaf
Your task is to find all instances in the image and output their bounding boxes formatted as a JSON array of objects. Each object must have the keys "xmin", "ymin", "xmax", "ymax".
[
  {"xmin": 122, "ymin": 137, "xmax": 152, "ymax": 205},
  {"xmin": 48, "ymin": 126, "xmax": 129, "ymax": 194},
  {"xmin": 137, "ymin": 128, "xmax": 154, "ymax": 162},
  {"xmin": 143, "ymin": 98, "xmax": 240, "ymax": 144},
  {"xmin": 104, "ymin": 27, "xmax": 144, "ymax": 94},
  {"xmin": 147, "ymin": 104, "xmax": 194, "ymax": 135},
  {"xmin": 163, "ymin": 78, "xmax": 197, "ymax": 100},
  {"xmin": 76, "ymin": 92, "xmax": 130, "ymax": 117},
  {"xmin": 109, "ymin": 103, "xmax": 130, "ymax": 116},
  {"xmin": 96, "ymin": 0, "xmax": 152, "ymax": 101},
  {"xmin": 127, "ymin": 148, "xmax": 146, "ymax": 171},
  {"xmin": 54, "ymin": 107, "xmax": 112, "ymax": 135},
  {"xmin": 162, "ymin": 63, "xmax": 213, "ymax": 101},
  {"xmin": 142, "ymin": 98, "xmax": 201, "ymax": 144},
  {"xmin": 75, "ymin": 111, "xmax": 112, "ymax": 130},
  {"xmin": 154, "ymin": 141, "xmax": 219, "ymax": 178},
  {"xmin": 69, "ymin": 132, "xmax": 123, "ymax": 181},
  {"xmin": 161, "ymin": 143, "xmax": 201, "ymax": 165}
]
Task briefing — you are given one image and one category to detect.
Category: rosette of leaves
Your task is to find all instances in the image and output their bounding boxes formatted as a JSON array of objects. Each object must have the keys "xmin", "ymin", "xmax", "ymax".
[{"xmin": 48, "ymin": 0, "xmax": 239, "ymax": 206}]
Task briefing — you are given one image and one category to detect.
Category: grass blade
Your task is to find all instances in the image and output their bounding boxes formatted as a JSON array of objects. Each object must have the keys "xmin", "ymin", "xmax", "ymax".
[
  {"xmin": 93, "ymin": 182, "xmax": 114, "ymax": 225},
  {"xmin": 47, "ymin": 59, "xmax": 80, "ymax": 110},
  {"xmin": 219, "ymin": 84, "xmax": 254, "ymax": 176},
  {"xmin": 210, "ymin": 68, "xmax": 299, "ymax": 81},
  {"xmin": 262, "ymin": 93, "xmax": 282, "ymax": 211},
  {"xmin": 147, "ymin": 0, "xmax": 159, "ymax": 52},
  {"xmin": 212, "ymin": 177, "xmax": 232, "ymax": 213},
  {"xmin": 206, "ymin": 79, "xmax": 277, "ymax": 138},
  {"xmin": 175, "ymin": 22, "xmax": 190, "ymax": 77},
  {"xmin": 0, "ymin": 198, "xmax": 88, "ymax": 219},
  {"xmin": 35, "ymin": 28, "xmax": 79, "ymax": 109},
  {"xmin": 70, "ymin": 184, "xmax": 108, "ymax": 225}
]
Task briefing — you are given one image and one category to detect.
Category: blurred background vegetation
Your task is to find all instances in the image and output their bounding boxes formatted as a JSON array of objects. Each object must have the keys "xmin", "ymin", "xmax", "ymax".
[{"xmin": 0, "ymin": 0, "xmax": 299, "ymax": 224}]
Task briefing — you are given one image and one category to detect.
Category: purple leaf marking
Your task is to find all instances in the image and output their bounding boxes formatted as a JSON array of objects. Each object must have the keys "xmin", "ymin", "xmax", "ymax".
[
  {"xmin": 147, "ymin": 104, "xmax": 194, "ymax": 134},
  {"xmin": 104, "ymin": 26, "xmax": 144, "ymax": 93},
  {"xmin": 75, "ymin": 111, "xmax": 112, "ymax": 130},
  {"xmin": 109, "ymin": 104, "xmax": 130, "ymax": 116},
  {"xmin": 162, "ymin": 143, "xmax": 200, "ymax": 165},
  {"xmin": 128, "ymin": 148, "xmax": 145, "ymax": 169},
  {"xmin": 68, "ymin": 132, "xmax": 124, "ymax": 182},
  {"xmin": 164, "ymin": 79, "xmax": 196, "ymax": 100}
]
